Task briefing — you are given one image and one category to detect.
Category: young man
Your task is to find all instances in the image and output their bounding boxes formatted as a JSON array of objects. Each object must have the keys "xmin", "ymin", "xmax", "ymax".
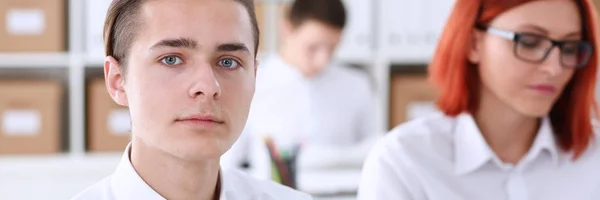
[
  {"xmin": 72, "ymin": 0, "xmax": 312, "ymax": 199},
  {"xmin": 221, "ymin": 0, "xmax": 379, "ymax": 180}
]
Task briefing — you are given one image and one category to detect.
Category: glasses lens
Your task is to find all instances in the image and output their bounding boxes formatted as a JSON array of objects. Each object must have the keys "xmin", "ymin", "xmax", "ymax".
[
  {"xmin": 515, "ymin": 34, "xmax": 553, "ymax": 62},
  {"xmin": 561, "ymin": 41, "xmax": 592, "ymax": 68}
]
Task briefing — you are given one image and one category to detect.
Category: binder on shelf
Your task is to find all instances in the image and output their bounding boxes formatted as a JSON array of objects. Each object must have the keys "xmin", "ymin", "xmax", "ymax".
[
  {"xmin": 0, "ymin": 80, "xmax": 63, "ymax": 154},
  {"xmin": 0, "ymin": 0, "xmax": 66, "ymax": 52}
]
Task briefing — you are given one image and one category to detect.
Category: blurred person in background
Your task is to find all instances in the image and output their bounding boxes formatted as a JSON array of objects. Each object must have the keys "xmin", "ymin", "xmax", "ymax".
[
  {"xmin": 72, "ymin": 0, "xmax": 312, "ymax": 199},
  {"xmin": 221, "ymin": 0, "xmax": 380, "ymax": 179},
  {"xmin": 358, "ymin": 0, "xmax": 600, "ymax": 199}
]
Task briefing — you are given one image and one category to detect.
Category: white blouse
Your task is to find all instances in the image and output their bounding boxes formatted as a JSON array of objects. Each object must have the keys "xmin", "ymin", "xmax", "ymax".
[{"xmin": 358, "ymin": 112, "xmax": 600, "ymax": 200}]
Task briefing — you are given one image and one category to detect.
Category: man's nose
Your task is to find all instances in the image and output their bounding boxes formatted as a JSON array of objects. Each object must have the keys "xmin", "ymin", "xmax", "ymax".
[{"xmin": 189, "ymin": 64, "xmax": 222, "ymax": 99}]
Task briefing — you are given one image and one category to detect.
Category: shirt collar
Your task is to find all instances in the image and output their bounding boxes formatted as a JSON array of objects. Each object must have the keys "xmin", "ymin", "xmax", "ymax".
[
  {"xmin": 110, "ymin": 143, "xmax": 228, "ymax": 200},
  {"xmin": 454, "ymin": 113, "xmax": 495, "ymax": 175},
  {"xmin": 523, "ymin": 116, "xmax": 559, "ymax": 167},
  {"xmin": 453, "ymin": 113, "xmax": 559, "ymax": 175},
  {"xmin": 110, "ymin": 143, "xmax": 165, "ymax": 200},
  {"xmin": 220, "ymin": 170, "xmax": 259, "ymax": 199}
]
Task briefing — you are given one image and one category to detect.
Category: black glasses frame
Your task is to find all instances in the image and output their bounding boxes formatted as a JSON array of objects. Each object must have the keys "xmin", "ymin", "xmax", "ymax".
[{"xmin": 475, "ymin": 24, "xmax": 593, "ymax": 69}]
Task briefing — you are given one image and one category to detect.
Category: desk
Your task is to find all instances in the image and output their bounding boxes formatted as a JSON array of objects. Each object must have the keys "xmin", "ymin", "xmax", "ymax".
[
  {"xmin": 298, "ymin": 169, "xmax": 362, "ymax": 200},
  {"xmin": 0, "ymin": 154, "xmax": 362, "ymax": 200},
  {"xmin": 0, "ymin": 154, "xmax": 120, "ymax": 200},
  {"xmin": 315, "ymin": 195, "xmax": 357, "ymax": 200}
]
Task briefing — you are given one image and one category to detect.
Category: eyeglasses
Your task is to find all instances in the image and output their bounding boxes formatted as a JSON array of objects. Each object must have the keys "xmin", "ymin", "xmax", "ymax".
[{"xmin": 476, "ymin": 25, "xmax": 593, "ymax": 69}]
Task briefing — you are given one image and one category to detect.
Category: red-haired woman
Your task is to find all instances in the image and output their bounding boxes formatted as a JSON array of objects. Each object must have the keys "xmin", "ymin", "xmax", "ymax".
[{"xmin": 358, "ymin": 0, "xmax": 600, "ymax": 199}]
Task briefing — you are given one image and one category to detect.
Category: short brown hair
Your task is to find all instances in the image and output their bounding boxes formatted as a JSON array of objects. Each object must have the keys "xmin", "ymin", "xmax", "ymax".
[
  {"xmin": 103, "ymin": 0, "xmax": 260, "ymax": 70},
  {"xmin": 287, "ymin": 0, "xmax": 346, "ymax": 29}
]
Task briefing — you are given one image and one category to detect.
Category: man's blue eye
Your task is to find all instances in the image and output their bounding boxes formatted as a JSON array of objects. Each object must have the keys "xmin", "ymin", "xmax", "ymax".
[
  {"xmin": 219, "ymin": 58, "xmax": 239, "ymax": 69},
  {"xmin": 161, "ymin": 56, "xmax": 183, "ymax": 65}
]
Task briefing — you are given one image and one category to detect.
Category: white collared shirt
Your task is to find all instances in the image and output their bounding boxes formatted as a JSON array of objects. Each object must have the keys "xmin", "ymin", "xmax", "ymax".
[
  {"xmin": 357, "ymin": 112, "xmax": 600, "ymax": 200},
  {"xmin": 71, "ymin": 144, "xmax": 313, "ymax": 200},
  {"xmin": 222, "ymin": 54, "xmax": 378, "ymax": 178}
]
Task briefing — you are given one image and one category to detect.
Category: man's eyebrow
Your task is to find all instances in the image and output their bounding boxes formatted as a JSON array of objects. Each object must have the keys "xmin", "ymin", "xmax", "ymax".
[
  {"xmin": 216, "ymin": 43, "xmax": 251, "ymax": 55},
  {"xmin": 150, "ymin": 37, "xmax": 198, "ymax": 50}
]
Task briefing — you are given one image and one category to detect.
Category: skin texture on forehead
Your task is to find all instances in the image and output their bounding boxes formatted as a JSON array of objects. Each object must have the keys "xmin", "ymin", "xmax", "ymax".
[
  {"xmin": 489, "ymin": 0, "xmax": 582, "ymax": 38},
  {"xmin": 136, "ymin": 0, "xmax": 255, "ymax": 55},
  {"xmin": 104, "ymin": 0, "xmax": 259, "ymax": 73}
]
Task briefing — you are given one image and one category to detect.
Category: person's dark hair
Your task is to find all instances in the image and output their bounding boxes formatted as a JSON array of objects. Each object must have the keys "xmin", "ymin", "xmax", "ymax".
[
  {"xmin": 103, "ymin": 0, "xmax": 260, "ymax": 72},
  {"xmin": 287, "ymin": 0, "xmax": 347, "ymax": 29}
]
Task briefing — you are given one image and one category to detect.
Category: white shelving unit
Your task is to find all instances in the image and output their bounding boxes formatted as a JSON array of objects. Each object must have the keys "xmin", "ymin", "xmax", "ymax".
[
  {"xmin": 0, "ymin": 0, "xmax": 459, "ymax": 168},
  {"xmin": 0, "ymin": 0, "xmax": 456, "ymax": 199},
  {"xmin": 0, "ymin": 53, "xmax": 70, "ymax": 68}
]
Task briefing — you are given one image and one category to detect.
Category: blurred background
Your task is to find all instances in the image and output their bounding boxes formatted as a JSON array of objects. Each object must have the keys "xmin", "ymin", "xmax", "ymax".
[{"xmin": 1, "ymin": 0, "xmax": 596, "ymax": 200}]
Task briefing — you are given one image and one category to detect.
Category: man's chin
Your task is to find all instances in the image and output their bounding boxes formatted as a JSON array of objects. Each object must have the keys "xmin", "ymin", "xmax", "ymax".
[{"xmin": 165, "ymin": 139, "xmax": 226, "ymax": 162}]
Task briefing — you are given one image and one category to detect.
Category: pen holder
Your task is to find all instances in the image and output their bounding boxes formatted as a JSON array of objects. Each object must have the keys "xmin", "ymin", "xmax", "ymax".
[
  {"xmin": 285, "ymin": 156, "xmax": 297, "ymax": 189},
  {"xmin": 264, "ymin": 138, "xmax": 300, "ymax": 189},
  {"xmin": 269, "ymin": 150, "xmax": 298, "ymax": 189},
  {"xmin": 270, "ymin": 154, "xmax": 298, "ymax": 189}
]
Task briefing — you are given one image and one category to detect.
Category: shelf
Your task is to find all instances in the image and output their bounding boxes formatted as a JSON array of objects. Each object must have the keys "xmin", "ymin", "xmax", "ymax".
[
  {"xmin": 0, "ymin": 0, "xmax": 399, "ymax": 165},
  {"xmin": 86, "ymin": 55, "xmax": 105, "ymax": 67},
  {"xmin": 390, "ymin": 64, "xmax": 429, "ymax": 74},
  {"xmin": 0, "ymin": 53, "xmax": 70, "ymax": 68},
  {"xmin": 0, "ymin": 153, "xmax": 121, "ymax": 171},
  {"xmin": 335, "ymin": 54, "xmax": 374, "ymax": 66},
  {"xmin": 385, "ymin": 55, "xmax": 431, "ymax": 65}
]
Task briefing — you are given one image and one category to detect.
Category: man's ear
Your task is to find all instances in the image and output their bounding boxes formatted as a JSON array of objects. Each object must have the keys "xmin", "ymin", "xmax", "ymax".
[
  {"xmin": 104, "ymin": 56, "xmax": 129, "ymax": 106},
  {"xmin": 468, "ymin": 29, "xmax": 483, "ymax": 64}
]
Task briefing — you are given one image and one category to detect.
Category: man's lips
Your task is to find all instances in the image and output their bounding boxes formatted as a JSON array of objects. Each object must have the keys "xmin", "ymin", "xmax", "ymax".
[{"xmin": 176, "ymin": 114, "xmax": 224, "ymax": 127}]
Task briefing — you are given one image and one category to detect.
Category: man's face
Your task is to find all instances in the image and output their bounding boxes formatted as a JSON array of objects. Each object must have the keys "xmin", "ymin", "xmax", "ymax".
[
  {"xmin": 105, "ymin": 0, "xmax": 257, "ymax": 161},
  {"xmin": 282, "ymin": 20, "xmax": 342, "ymax": 77}
]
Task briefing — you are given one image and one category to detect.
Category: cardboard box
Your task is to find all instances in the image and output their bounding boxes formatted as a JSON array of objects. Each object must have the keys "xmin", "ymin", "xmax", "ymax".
[
  {"xmin": 0, "ymin": 0, "xmax": 66, "ymax": 52},
  {"xmin": 255, "ymin": 2, "xmax": 289, "ymax": 54},
  {"xmin": 85, "ymin": 0, "xmax": 112, "ymax": 59},
  {"xmin": 255, "ymin": 2, "xmax": 267, "ymax": 52},
  {"xmin": 389, "ymin": 74, "xmax": 439, "ymax": 129},
  {"xmin": 0, "ymin": 80, "xmax": 63, "ymax": 154},
  {"xmin": 87, "ymin": 78, "xmax": 131, "ymax": 152}
]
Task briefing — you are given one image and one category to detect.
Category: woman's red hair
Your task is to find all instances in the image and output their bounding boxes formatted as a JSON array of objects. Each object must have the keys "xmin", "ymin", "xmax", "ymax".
[{"xmin": 429, "ymin": 0, "xmax": 600, "ymax": 159}]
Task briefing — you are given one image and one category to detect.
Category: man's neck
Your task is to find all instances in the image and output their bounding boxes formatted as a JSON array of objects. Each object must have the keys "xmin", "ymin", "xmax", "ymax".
[
  {"xmin": 130, "ymin": 137, "xmax": 221, "ymax": 200},
  {"xmin": 474, "ymin": 89, "xmax": 540, "ymax": 164}
]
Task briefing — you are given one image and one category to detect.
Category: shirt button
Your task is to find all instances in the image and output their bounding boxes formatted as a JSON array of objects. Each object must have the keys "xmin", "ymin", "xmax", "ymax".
[{"xmin": 506, "ymin": 173, "xmax": 528, "ymax": 200}]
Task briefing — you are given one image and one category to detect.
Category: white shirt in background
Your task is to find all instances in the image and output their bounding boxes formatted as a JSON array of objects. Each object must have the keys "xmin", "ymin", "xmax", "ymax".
[
  {"xmin": 357, "ymin": 112, "xmax": 600, "ymax": 200},
  {"xmin": 71, "ymin": 144, "xmax": 313, "ymax": 200},
  {"xmin": 221, "ymin": 54, "xmax": 379, "ymax": 178}
]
